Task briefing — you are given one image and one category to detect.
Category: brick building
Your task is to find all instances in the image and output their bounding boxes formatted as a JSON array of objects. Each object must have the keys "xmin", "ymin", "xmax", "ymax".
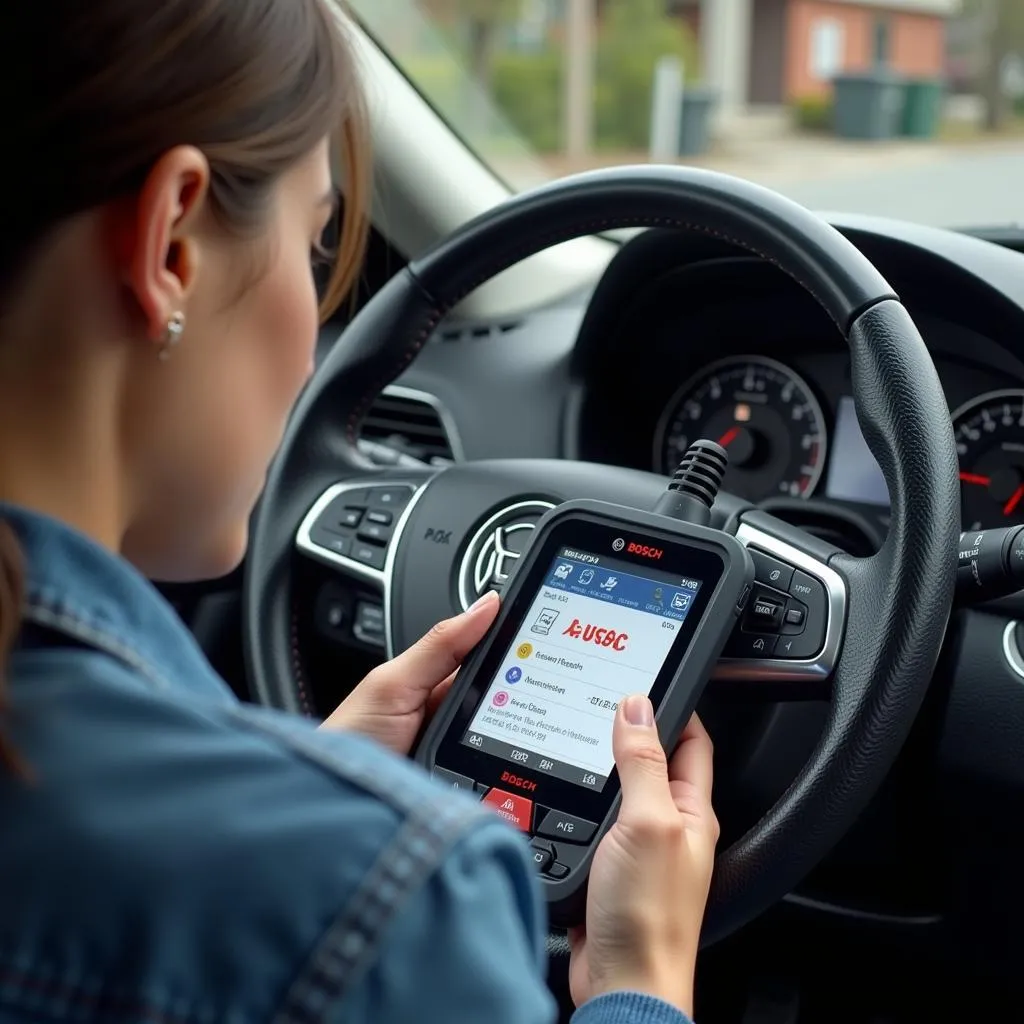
[{"xmin": 672, "ymin": 0, "xmax": 959, "ymax": 105}]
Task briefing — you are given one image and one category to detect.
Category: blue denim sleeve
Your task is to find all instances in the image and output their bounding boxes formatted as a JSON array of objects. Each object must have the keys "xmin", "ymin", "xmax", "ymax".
[
  {"xmin": 339, "ymin": 817, "xmax": 559, "ymax": 1023},
  {"xmin": 337, "ymin": 814, "xmax": 694, "ymax": 1024},
  {"xmin": 572, "ymin": 992, "xmax": 694, "ymax": 1024}
]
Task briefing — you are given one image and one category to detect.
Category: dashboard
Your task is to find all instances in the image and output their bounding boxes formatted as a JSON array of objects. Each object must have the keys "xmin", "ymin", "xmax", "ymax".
[
  {"xmin": 570, "ymin": 226, "xmax": 1024, "ymax": 544},
  {"xmin": 310, "ymin": 213, "xmax": 1024, "ymax": 989}
]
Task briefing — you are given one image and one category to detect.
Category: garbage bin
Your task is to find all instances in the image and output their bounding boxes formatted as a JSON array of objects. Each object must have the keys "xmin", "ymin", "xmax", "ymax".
[
  {"xmin": 901, "ymin": 77, "xmax": 944, "ymax": 138},
  {"xmin": 831, "ymin": 71, "xmax": 905, "ymax": 140},
  {"xmin": 678, "ymin": 87, "xmax": 717, "ymax": 156}
]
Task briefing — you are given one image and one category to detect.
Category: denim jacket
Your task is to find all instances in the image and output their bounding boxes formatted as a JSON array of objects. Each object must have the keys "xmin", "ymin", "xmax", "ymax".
[{"xmin": 0, "ymin": 505, "xmax": 691, "ymax": 1024}]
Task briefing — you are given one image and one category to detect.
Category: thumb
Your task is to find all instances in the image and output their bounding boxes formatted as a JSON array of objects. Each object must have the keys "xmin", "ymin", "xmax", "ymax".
[
  {"xmin": 613, "ymin": 694, "xmax": 676, "ymax": 823},
  {"xmin": 382, "ymin": 590, "xmax": 499, "ymax": 696}
]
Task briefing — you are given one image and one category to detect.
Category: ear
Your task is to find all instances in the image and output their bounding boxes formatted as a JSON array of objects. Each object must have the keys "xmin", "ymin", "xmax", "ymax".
[{"xmin": 119, "ymin": 146, "xmax": 211, "ymax": 343}]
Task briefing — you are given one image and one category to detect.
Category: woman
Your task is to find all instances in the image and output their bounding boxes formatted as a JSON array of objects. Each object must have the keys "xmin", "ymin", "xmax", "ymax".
[{"xmin": 0, "ymin": 2, "xmax": 719, "ymax": 1022}]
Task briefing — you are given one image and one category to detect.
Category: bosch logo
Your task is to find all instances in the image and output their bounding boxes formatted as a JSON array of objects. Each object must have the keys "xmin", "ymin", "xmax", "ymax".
[
  {"xmin": 500, "ymin": 770, "xmax": 537, "ymax": 792},
  {"xmin": 627, "ymin": 542, "xmax": 664, "ymax": 560},
  {"xmin": 612, "ymin": 537, "xmax": 625, "ymax": 552},
  {"xmin": 562, "ymin": 617, "xmax": 629, "ymax": 652}
]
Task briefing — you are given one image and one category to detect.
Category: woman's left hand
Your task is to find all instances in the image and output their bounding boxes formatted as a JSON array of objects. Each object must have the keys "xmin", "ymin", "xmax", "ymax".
[{"xmin": 321, "ymin": 590, "xmax": 500, "ymax": 756}]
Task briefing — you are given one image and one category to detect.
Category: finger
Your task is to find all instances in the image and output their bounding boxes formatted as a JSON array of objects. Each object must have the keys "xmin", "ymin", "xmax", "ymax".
[
  {"xmin": 381, "ymin": 591, "xmax": 499, "ymax": 696},
  {"xmin": 426, "ymin": 672, "xmax": 457, "ymax": 717},
  {"xmin": 613, "ymin": 694, "xmax": 676, "ymax": 823},
  {"xmin": 667, "ymin": 713, "xmax": 714, "ymax": 802}
]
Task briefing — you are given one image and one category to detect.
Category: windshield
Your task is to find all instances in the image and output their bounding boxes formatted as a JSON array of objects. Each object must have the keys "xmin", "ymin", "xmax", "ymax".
[{"xmin": 352, "ymin": 0, "xmax": 1024, "ymax": 229}]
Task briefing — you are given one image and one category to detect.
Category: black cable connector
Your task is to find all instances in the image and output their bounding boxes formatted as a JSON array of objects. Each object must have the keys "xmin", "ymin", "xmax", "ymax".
[{"xmin": 653, "ymin": 439, "xmax": 729, "ymax": 527}]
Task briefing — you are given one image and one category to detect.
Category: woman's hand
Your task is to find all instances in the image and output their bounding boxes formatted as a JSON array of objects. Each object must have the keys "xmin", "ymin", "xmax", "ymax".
[
  {"xmin": 569, "ymin": 698, "xmax": 719, "ymax": 1019},
  {"xmin": 321, "ymin": 591, "xmax": 499, "ymax": 756}
]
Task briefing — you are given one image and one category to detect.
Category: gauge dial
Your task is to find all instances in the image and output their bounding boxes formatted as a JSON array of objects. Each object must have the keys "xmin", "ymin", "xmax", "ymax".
[
  {"xmin": 953, "ymin": 389, "xmax": 1024, "ymax": 531},
  {"xmin": 654, "ymin": 356, "xmax": 828, "ymax": 503}
]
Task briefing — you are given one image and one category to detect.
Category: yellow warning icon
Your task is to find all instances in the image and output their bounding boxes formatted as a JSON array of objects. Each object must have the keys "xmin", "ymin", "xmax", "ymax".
[{"xmin": 516, "ymin": 642, "xmax": 533, "ymax": 659}]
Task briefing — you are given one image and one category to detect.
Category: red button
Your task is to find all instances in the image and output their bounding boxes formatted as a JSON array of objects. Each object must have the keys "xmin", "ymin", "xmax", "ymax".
[{"xmin": 482, "ymin": 788, "xmax": 533, "ymax": 832}]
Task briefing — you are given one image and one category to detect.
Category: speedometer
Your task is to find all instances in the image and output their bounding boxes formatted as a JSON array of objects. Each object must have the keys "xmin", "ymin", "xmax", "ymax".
[
  {"xmin": 953, "ymin": 389, "xmax": 1024, "ymax": 531},
  {"xmin": 654, "ymin": 356, "xmax": 828, "ymax": 503}
]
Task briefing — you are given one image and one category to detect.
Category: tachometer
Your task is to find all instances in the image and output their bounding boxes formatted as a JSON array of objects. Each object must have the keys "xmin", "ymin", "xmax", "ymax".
[
  {"xmin": 654, "ymin": 356, "xmax": 827, "ymax": 503},
  {"xmin": 953, "ymin": 389, "xmax": 1024, "ymax": 531}
]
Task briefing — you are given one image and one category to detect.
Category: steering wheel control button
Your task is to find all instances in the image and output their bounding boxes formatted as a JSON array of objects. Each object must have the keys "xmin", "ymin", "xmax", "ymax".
[
  {"xmin": 748, "ymin": 591, "xmax": 784, "ymax": 630},
  {"xmin": 366, "ymin": 509, "xmax": 393, "ymax": 526},
  {"xmin": 314, "ymin": 584, "xmax": 350, "ymax": 643},
  {"xmin": 783, "ymin": 602, "xmax": 807, "ymax": 632},
  {"xmin": 432, "ymin": 767, "xmax": 476, "ymax": 794},
  {"xmin": 748, "ymin": 548, "xmax": 794, "ymax": 592},
  {"xmin": 352, "ymin": 601, "xmax": 386, "ymax": 647},
  {"xmin": 545, "ymin": 861, "xmax": 571, "ymax": 880},
  {"xmin": 536, "ymin": 809, "xmax": 597, "ymax": 845},
  {"xmin": 309, "ymin": 526, "xmax": 352, "ymax": 558},
  {"xmin": 482, "ymin": 788, "xmax": 533, "ymax": 832},
  {"xmin": 351, "ymin": 541, "xmax": 387, "ymax": 570},
  {"xmin": 529, "ymin": 839, "xmax": 556, "ymax": 872},
  {"xmin": 357, "ymin": 522, "xmax": 392, "ymax": 545},
  {"xmin": 788, "ymin": 570, "xmax": 817, "ymax": 602},
  {"xmin": 339, "ymin": 507, "xmax": 364, "ymax": 529},
  {"xmin": 725, "ymin": 631, "xmax": 779, "ymax": 659},
  {"xmin": 368, "ymin": 486, "xmax": 414, "ymax": 510},
  {"xmin": 773, "ymin": 571, "xmax": 828, "ymax": 658}
]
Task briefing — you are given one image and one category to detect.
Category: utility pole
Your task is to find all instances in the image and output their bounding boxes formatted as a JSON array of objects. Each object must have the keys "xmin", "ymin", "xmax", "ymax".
[{"xmin": 565, "ymin": 0, "xmax": 595, "ymax": 162}]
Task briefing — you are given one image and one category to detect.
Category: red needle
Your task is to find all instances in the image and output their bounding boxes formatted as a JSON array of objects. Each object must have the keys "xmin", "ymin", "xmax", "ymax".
[
  {"xmin": 959, "ymin": 472, "xmax": 991, "ymax": 486},
  {"xmin": 718, "ymin": 426, "xmax": 740, "ymax": 448},
  {"xmin": 1005, "ymin": 484, "xmax": 1024, "ymax": 518}
]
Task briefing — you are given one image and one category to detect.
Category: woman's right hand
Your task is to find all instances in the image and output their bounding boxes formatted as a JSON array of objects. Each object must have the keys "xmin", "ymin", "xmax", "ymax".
[{"xmin": 568, "ymin": 696, "xmax": 719, "ymax": 1019}]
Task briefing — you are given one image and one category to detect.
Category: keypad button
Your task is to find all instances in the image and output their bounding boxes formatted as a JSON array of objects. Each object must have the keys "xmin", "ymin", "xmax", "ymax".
[
  {"xmin": 529, "ymin": 839, "xmax": 555, "ymax": 872},
  {"xmin": 367, "ymin": 509, "xmax": 394, "ymax": 526},
  {"xmin": 432, "ymin": 767, "xmax": 476, "ymax": 794},
  {"xmin": 482, "ymin": 788, "xmax": 533, "ymax": 832},
  {"xmin": 536, "ymin": 809, "xmax": 597, "ymax": 845}
]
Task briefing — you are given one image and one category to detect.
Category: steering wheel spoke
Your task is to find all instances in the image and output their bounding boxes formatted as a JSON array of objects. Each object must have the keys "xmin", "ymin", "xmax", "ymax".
[{"xmin": 295, "ymin": 475, "xmax": 432, "ymax": 653}]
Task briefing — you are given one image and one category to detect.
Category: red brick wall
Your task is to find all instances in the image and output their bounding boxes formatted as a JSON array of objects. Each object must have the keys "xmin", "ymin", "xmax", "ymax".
[{"xmin": 786, "ymin": 1, "xmax": 945, "ymax": 99}]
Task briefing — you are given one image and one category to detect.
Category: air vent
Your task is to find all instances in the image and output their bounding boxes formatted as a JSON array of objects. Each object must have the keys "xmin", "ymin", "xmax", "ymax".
[
  {"xmin": 435, "ymin": 320, "xmax": 523, "ymax": 344},
  {"xmin": 357, "ymin": 387, "xmax": 460, "ymax": 467}
]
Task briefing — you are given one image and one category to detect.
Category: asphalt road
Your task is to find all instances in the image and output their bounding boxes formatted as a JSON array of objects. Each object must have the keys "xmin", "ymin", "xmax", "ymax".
[{"xmin": 767, "ymin": 142, "xmax": 1024, "ymax": 229}]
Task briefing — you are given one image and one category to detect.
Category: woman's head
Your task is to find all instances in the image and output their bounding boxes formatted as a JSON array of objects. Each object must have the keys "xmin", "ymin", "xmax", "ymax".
[{"xmin": 0, "ymin": 0, "xmax": 369, "ymax": 581}]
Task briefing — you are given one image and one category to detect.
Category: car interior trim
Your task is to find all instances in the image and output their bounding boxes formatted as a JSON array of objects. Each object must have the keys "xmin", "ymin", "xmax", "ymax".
[
  {"xmin": 295, "ymin": 478, "xmax": 434, "ymax": 658},
  {"xmin": 714, "ymin": 522, "xmax": 847, "ymax": 684}
]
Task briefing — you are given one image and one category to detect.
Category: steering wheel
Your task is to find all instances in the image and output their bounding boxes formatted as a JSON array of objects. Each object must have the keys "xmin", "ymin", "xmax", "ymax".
[{"xmin": 243, "ymin": 166, "xmax": 959, "ymax": 945}]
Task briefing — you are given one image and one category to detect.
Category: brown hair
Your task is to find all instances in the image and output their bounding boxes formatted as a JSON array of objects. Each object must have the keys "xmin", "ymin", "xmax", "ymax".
[{"xmin": 0, "ymin": 0, "xmax": 371, "ymax": 768}]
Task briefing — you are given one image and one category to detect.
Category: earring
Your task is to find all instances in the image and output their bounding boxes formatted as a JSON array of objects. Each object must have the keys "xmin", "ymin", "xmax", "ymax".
[{"xmin": 158, "ymin": 311, "xmax": 186, "ymax": 362}]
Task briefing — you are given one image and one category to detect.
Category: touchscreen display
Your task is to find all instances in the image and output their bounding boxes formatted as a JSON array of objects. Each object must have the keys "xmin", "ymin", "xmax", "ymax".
[{"xmin": 461, "ymin": 547, "xmax": 703, "ymax": 791}]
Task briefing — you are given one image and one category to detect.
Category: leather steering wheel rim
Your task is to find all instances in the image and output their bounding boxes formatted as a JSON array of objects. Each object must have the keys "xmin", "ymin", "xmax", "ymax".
[{"xmin": 244, "ymin": 165, "xmax": 959, "ymax": 943}]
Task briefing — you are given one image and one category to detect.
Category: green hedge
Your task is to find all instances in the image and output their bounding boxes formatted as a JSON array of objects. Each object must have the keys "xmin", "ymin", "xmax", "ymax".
[
  {"xmin": 403, "ymin": 5, "xmax": 702, "ymax": 156},
  {"xmin": 792, "ymin": 95, "xmax": 833, "ymax": 133},
  {"xmin": 493, "ymin": 50, "xmax": 564, "ymax": 153}
]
